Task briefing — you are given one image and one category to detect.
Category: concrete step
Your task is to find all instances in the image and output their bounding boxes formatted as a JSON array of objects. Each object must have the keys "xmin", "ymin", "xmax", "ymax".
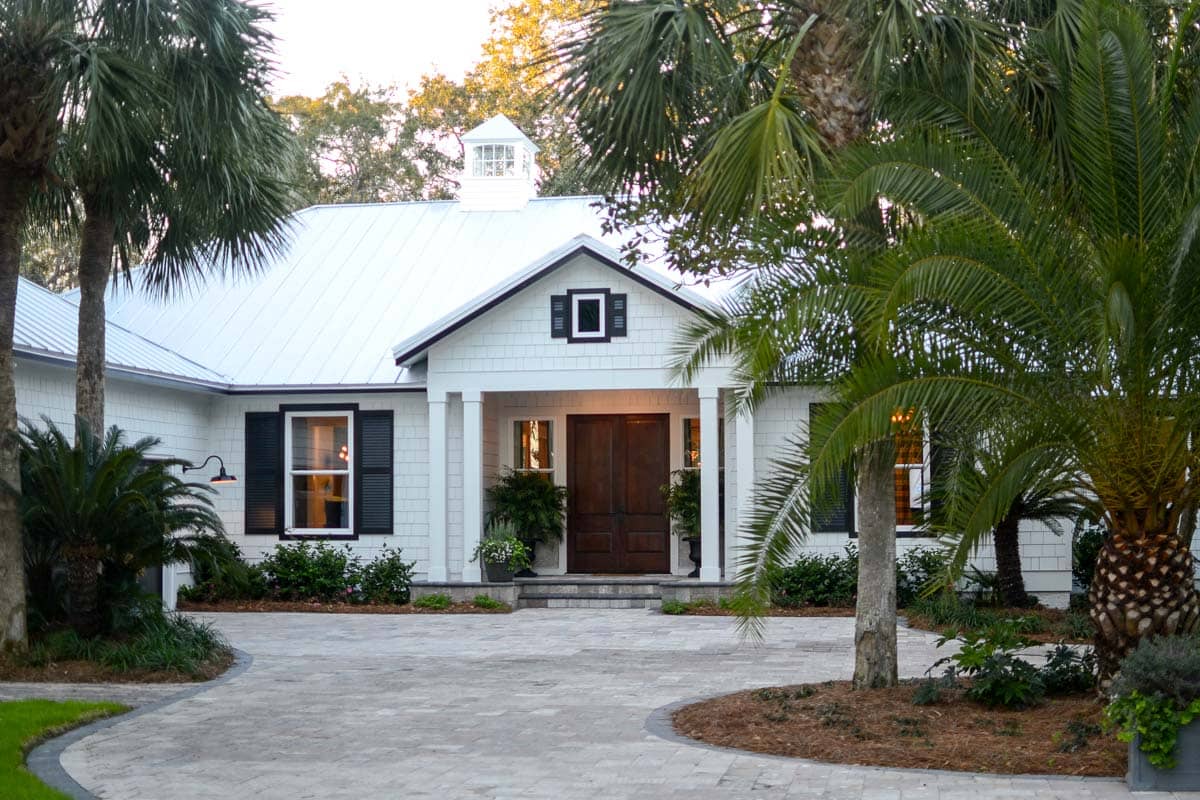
[
  {"xmin": 518, "ymin": 595, "xmax": 663, "ymax": 609},
  {"xmin": 516, "ymin": 579, "xmax": 666, "ymax": 599}
]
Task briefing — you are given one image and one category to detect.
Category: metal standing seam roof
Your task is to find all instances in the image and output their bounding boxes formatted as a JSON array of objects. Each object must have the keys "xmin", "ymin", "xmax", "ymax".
[
  {"xmin": 16, "ymin": 277, "xmax": 231, "ymax": 387},
  {"xmin": 72, "ymin": 196, "xmax": 731, "ymax": 389}
]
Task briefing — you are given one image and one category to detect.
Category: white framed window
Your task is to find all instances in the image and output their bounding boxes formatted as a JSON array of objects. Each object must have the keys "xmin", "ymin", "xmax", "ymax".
[
  {"xmin": 570, "ymin": 292, "xmax": 606, "ymax": 339},
  {"xmin": 891, "ymin": 409, "xmax": 928, "ymax": 529},
  {"xmin": 472, "ymin": 143, "xmax": 516, "ymax": 177},
  {"xmin": 681, "ymin": 417, "xmax": 724, "ymax": 470},
  {"xmin": 285, "ymin": 411, "xmax": 353, "ymax": 536},
  {"xmin": 514, "ymin": 419, "xmax": 554, "ymax": 475}
]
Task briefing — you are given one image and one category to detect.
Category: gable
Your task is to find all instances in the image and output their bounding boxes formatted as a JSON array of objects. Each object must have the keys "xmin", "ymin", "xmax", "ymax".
[{"xmin": 424, "ymin": 252, "xmax": 706, "ymax": 378}]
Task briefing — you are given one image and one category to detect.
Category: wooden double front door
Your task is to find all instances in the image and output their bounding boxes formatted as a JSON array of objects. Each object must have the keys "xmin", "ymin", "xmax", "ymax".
[{"xmin": 567, "ymin": 414, "xmax": 671, "ymax": 574}]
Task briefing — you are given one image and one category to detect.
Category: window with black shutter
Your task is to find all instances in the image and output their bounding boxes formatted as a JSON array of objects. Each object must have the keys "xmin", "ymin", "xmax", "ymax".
[
  {"xmin": 244, "ymin": 412, "xmax": 283, "ymax": 535},
  {"xmin": 356, "ymin": 410, "xmax": 394, "ymax": 535},
  {"xmin": 808, "ymin": 403, "xmax": 855, "ymax": 534},
  {"xmin": 552, "ymin": 289, "xmax": 629, "ymax": 342}
]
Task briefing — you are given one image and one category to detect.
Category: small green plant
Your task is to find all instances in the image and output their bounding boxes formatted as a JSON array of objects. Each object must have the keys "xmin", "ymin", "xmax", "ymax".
[
  {"xmin": 1106, "ymin": 634, "xmax": 1200, "ymax": 769},
  {"xmin": 912, "ymin": 673, "xmax": 958, "ymax": 706},
  {"xmin": 661, "ymin": 600, "xmax": 688, "ymax": 615},
  {"xmin": 472, "ymin": 521, "xmax": 532, "ymax": 573},
  {"xmin": 413, "ymin": 593, "xmax": 452, "ymax": 610},
  {"xmin": 661, "ymin": 469, "xmax": 701, "ymax": 538},
  {"xmin": 896, "ymin": 547, "xmax": 950, "ymax": 607},
  {"xmin": 471, "ymin": 594, "xmax": 508, "ymax": 610},
  {"xmin": 1057, "ymin": 719, "xmax": 1102, "ymax": 753},
  {"xmin": 1039, "ymin": 645, "xmax": 1096, "ymax": 694},
  {"xmin": 1071, "ymin": 521, "xmax": 1108, "ymax": 590},
  {"xmin": 933, "ymin": 620, "xmax": 1045, "ymax": 709}
]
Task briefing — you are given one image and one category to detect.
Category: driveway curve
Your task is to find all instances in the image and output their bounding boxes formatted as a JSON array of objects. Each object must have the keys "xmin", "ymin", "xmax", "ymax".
[{"xmin": 55, "ymin": 611, "xmax": 1157, "ymax": 799}]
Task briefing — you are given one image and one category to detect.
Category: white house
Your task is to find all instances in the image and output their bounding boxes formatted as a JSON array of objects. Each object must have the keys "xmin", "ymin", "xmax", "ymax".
[{"xmin": 15, "ymin": 115, "xmax": 1074, "ymax": 606}]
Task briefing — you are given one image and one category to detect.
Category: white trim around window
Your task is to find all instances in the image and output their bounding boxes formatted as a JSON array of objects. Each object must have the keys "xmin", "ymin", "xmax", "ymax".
[
  {"xmin": 284, "ymin": 410, "xmax": 354, "ymax": 537},
  {"xmin": 570, "ymin": 292, "xmax": 607, "ymax": 339}
]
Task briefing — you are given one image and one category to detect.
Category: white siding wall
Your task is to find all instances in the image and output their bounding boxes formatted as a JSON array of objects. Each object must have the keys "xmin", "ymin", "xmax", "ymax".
[
  {"xmin": 428, "ymin": 254, "xmax": 716, "ymax": 388},
  {"xmin": 206, "ymin": 392, "xmax": 432, "ymax": 575}
]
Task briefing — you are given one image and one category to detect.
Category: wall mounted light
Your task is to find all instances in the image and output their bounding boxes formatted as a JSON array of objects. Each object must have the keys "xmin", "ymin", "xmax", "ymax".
[{"xmin": 183, "ymin": 455, "xmax": 237, "ymax": 484}]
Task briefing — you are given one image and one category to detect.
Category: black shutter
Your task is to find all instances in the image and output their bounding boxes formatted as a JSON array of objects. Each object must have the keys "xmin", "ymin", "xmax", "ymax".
[
  {"xmin": 550, "ymin": 295, "xmax": 569, "ymax": 338},
  {"xmin": 355, "ymin": 410, "xmax": 393, "ymax": 535},
  {"xmin": 809, "ymin": 403, "xmax": 855, "ymax": 534},
  {"xmin": 608, "ymin": 293, "xmax": 627, "ymax": 337},
  {"xmin": 245, "ymin": 412, "xmax": 283, "ymax": 536}
]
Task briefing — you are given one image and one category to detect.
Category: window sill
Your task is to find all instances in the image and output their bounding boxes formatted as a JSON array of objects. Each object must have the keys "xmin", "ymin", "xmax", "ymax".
[{"xmin": 280, "ymin": 531, "xmax": 358, "ymax": 541}]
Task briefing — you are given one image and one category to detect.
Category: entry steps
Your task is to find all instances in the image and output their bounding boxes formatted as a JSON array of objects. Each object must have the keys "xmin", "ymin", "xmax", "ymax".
[{"xmin": 515, "ymin": 576, "xmax": 672, "ymax": 609}]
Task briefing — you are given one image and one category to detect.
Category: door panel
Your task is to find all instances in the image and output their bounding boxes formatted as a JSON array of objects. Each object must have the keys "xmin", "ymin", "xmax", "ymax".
[{"xmin": 567, "ymin": 414, "xmax": 670, "ymax": 574}]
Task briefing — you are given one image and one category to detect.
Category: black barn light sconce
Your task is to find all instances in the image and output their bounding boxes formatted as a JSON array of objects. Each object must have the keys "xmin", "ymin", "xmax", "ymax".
[{"xmin": 183, "ymin": 455, "xmax": 237, "ymax": 485}]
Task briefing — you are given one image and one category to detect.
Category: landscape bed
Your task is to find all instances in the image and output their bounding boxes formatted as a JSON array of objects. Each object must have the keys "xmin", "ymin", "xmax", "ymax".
[
  {"xmin": 673, "ymin": 681, "xmax": 1122, "ymax": 776},
  {"xmin": 179, "ymin": 598, "xmax": 512, "ymax": 614}
]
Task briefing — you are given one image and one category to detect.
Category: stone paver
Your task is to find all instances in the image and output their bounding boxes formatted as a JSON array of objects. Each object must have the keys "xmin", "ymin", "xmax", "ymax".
[{"xmin": 31, "ymin": 611, "xmax": 1197, "ymax": 799}]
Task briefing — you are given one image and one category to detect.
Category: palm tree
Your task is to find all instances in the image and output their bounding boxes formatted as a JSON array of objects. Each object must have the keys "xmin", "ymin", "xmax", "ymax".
[
  {"xmin": 0, "ymin": 1, "xmax": 292, "ymax": 649},
  {"xmin": 556, "ymin": 0, "xmax": 999, "ymax": 687},
  {"xmin": 18, "ymin": 417, "xmax": 223, "ymax": 637},
  {"xmin": 821, "ymin": 0, "xmax": 1200, "ymax": 679}
]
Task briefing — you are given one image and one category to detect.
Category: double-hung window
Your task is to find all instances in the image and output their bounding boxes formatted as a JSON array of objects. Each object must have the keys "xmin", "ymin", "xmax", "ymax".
[
  {"xmin": 285, "ymin": 411, "xmax": 353, "ymax": 535},
  {"xmin": 892, "ymin": 409, "xmax": 927, "ymax": 529}
]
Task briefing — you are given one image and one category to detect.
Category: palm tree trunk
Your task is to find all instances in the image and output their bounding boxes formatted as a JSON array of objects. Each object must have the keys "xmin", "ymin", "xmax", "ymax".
[
  {"xmin": 853, "ymin": 439, "xmax": 898, "ymax": 688},
  {"xmin": 1090, "ymin": 524, "xmax": 1200, "ymax": 683},
  {"xmin": 0, "ymin": 166, "xmax": 30, "ymax": 653},
  {"xmin": 993, "ymin": 508, "xmax": 1030, "ymax": 608},
  {"xmin": 64, "ymin": 543, "xmax": 102, "ymax": 638},
  {"xmin": 75, "ymin": 198, "xmax": 113, "ymax": 435}
]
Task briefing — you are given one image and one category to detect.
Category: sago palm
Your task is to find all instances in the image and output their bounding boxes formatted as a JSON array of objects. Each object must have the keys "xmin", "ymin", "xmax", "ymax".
[
  {"xmin": 557, "ymin": 0, "xmax": 1000, "ymax": 689},
  {"xmin": 822, "ymin": 0, "xmax": 1200, "ymax": 678},
  {"xmin": 17, "ymin": 417, "xmax": 223, "ymax": 637}
]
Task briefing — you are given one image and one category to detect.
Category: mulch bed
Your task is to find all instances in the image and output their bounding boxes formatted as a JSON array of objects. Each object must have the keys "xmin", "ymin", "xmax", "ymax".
[
  {"xmin": 179, "ymin": 599, "xmax": 511, "ymax": 614},
  {"xmin": 673, "ymin": 681, "xmax": 1123, "ymax": 777},
  {"xmin": 904, "ymin": 606, "xmax": 1091, "ymax": 644},
  {"xmin": 673, "ymin": 605, "xmax": 855, "ymax": 617},
  {"xmin": 0, "ymin": 648, "xmax": 234, "ymax": 684}
]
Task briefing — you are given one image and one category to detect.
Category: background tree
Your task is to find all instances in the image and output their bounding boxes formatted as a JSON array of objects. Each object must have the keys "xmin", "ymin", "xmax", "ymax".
[
  {"xmin": 274, "ymin": 80, "xmax": 456, "ymax": 206},
  {"xmin": 555, "ymin": 0, "xmax": 997, "ymax": 689}
]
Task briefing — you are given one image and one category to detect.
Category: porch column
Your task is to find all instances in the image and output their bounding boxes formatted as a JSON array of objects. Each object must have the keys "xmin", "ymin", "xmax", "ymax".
[
  {"xmin": 734, "ymin": 408, "xmax": 755, "ymax": 581},
  {"xmin": 462, "ymin": 390, "xmax": 483, "ymax": 583},
  {"xmin": 699, "ymin": 386, "xmax": 721, "ymax": 581},
  {"xmin": 428, "ymin": 391, "xmax": 449, "ymax": 582}
]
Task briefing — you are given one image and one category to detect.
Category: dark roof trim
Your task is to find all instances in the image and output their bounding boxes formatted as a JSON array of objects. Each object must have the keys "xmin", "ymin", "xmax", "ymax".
[{"xmin": 392, "ymin": 242, "xmax": 703, "ymax": 366}]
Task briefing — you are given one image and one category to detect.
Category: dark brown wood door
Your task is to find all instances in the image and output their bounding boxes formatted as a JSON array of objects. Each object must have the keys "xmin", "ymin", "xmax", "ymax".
[{"xmin": 567, "ymin": 414, "xmax": 670, "ymax": 573}]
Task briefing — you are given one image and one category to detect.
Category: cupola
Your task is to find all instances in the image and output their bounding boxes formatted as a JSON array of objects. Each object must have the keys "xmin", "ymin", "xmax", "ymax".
[{"xmin": 458, "ymin": 114, "xmax": 539, "ymax": 211}]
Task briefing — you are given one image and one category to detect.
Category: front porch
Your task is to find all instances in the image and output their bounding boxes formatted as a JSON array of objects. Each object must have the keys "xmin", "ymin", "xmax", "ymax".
[{"xmin": 423, "ymin": 387, "xmax": 756, "ymax": 584}]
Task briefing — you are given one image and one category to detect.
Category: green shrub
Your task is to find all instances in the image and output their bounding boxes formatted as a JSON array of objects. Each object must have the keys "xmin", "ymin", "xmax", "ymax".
[
  {"xmin": 358, "ymin": 545, "xmax": 415, "ymax": 604},
  {"xmin": 486, "ymin": 468, "xmax": 567, "ymax": 547},
  {"xmin": 259, "ymin": 541, "xmax": 361, "ymax": 601},
  {"xmin": 1040, "ymin": 645, "xmax": 1097, "ymax": 694},
  {"xmin": 1107, "ymin": 637, "xmax": 1200, "ymax": 769},
  {"xmin": 471, "ymin": 594, "xmax": 508, "ymax": 610},
  {"xmin": 772, "ymin": 545, "xmax": 858, "ymax": 607},
  {"xmin": 413, "ymin": 593, "xmax": 452, "ymax": 610},
  {"xmin": 660, "ymin": 600, "xmax": 689, "ymax": 615},
  {"xmin": 896, "ymin": 547, "xmax": 950, "ymax": 607},
  {"xmin": 180, "ymin": 536, "xmax": 267, "ymax": 603},
  {"xmin": 934, "ymin": 621, "xmax": 1045, "ymax": 709},
  {"xmin": 24, "ymin": 607, "xmax": 227, "ymax": 678},
  {"xmin": 661, "ymin": 469, "xmax": 701, "ymax": 538},
  {"xmin": 907, "ymin": 593, "xmax": 1047, "ymax": 634}
]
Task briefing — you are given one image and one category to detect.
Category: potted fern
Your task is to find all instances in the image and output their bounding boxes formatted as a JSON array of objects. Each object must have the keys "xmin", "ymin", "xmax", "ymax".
[
  {"xmin": 661, "ymin": 469, "xmax": 701, "ymax": 577},
  {"xmin": 486, "ymin": 469, "xmax": 566, "ymax": 577},
  {"xmin": 1107, "ymin": 634, "xmax": 1200, "ymax": 791}
]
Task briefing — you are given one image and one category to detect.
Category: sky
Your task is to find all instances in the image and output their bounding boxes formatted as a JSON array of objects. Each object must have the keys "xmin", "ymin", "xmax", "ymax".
[{"xmin": 262, "ymin": 0, "xmax": 498, "ymax": 98}]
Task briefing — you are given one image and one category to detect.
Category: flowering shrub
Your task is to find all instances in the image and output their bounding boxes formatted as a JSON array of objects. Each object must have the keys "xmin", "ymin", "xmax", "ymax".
[{"xmin": 471, "ymin": 521, "xmax": 531, "ymax": 572}]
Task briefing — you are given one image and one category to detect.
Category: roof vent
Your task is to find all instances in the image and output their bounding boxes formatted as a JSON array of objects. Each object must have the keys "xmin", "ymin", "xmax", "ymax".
[{"xmin": 458, "ymin": 114, "xmax": 539, "ymax": 211}]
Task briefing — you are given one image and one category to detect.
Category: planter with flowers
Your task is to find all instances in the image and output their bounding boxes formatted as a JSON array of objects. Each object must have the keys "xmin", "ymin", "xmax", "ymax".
[
  {"xmin": 1106, "ymin": 634, "xmax": 1200, "ymax": 791},
  {"xmin": 471, "ymin": 521, "xmax": 531, "ymax": 583},
  {"xmin": 662, "ymin": 469, "xmax": 702, "ymax": 577}
]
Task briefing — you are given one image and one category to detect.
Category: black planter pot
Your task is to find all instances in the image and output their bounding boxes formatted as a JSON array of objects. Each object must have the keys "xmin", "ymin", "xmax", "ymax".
[
  {"xmin": 685, "ymin": 537, "xmax": 701, "ymax": 578},
  {"xmin": 515, "ymin": 540, "xmax": 538, "ymax": 578},
  {"xmin": 483, "ymin": 561, "xmax": 514, "ymax": 582}
]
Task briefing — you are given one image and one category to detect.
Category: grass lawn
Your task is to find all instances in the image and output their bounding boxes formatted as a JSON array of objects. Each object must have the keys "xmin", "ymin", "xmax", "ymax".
[{"xmin": 0, "ymin": 699, "xmax": 126, "ymax": 799}]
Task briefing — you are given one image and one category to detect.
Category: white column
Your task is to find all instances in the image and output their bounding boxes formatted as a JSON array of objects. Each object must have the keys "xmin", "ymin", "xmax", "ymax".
[
  {"xmin": 699, "ymin": 386, "xmax": 721, "ymax": 582},
  {"xmin": 734, "ymin": 408, "xmax": 756, "ymax": 581},
  {"xmin": 462, "ymin": 390, "xmax": 484, "ymax": 583},
  {"xmin": 428, "ymin": 392, "xmax": 449, "ymax": 582}
]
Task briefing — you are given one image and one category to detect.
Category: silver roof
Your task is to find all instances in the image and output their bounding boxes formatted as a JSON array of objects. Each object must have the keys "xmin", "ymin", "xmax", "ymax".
[
  {"xmin": 82, "ymin": 196, "xmax": 724, "ymax": 387},
  {"xmin": 17, "ymin": 277, "xmax": 229, "ymax": 387}
]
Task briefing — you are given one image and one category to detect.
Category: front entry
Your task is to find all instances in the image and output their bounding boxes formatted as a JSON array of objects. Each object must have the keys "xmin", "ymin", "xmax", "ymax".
[{"xmin": 567, "ymin": 414, "xmax": 671, "ymax": 573}]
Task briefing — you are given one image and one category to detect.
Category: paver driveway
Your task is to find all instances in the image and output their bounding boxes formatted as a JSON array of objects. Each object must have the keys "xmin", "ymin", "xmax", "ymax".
[{"xmin": 38, "ymin": 611, "xmax": 1181, "ymax": 798}]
